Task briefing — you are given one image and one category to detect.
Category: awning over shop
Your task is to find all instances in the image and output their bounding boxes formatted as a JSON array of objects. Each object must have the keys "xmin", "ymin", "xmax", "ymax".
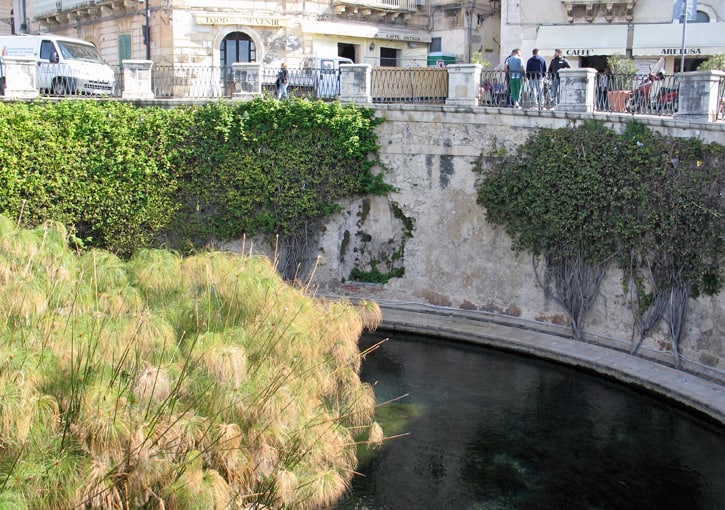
[
  {"xmin": 300, "ymin": 20, "xmax": 431, "ymax": 43},
  {"xmin": 632, "ymin": 23, "xmax": 725, "ymax": 56},
  {"xmin": 534, "ymin": 24, "xmax": 629, "ymax": 58}
]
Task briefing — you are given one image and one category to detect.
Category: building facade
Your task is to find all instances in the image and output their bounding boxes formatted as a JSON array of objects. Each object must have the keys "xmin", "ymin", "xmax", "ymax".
[
  {"xmin": 4, "ymin": 0, "xmax": 723, "ymax": 75},
  {"xmin": 499, "ymin": 0, "xmax": 725, "ymax": 74},
  {"xmin": 7, "ymin": 0, "xmax": 439, "ymax": 69},
  {"xmin": 4, "ymin": 0, "xmax": 502, "ymax": 69},
  {"xmin": 1, "ymin": 0, "xmax": 13, "ymax": 36}
]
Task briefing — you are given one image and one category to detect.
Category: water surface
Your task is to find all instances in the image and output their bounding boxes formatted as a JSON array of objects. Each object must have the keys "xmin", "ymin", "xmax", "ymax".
[{"xmin": 333, "ymin": 332, "xmax": 725, "ymax": 510}]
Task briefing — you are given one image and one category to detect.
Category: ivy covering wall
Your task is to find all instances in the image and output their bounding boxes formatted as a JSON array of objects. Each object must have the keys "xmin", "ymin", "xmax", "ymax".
[
  {"xmin": 0, "ymin": 99, "xmax": 391, "ymax": 258},
  {"xmin": 475, "ymin": 121, "xmax": 725, "ymax": 366}
]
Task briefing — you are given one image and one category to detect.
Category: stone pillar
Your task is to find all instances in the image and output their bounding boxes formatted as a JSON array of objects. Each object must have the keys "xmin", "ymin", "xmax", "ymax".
[
  {"xmin": 557, "ymin": 68, "xmax": 597, "ymax": 113},
  {"xmin": 121, "ymin": 60, "xmax": 154, "ymax": 99},
  {"xmin": 445, "ymin": 64, "xmax": 481, "ymax": 107},
  {"xmin": 1, "ymin": 56, "xmax": 38, "ymax": 99},
  {"xmin": 231, "ymin": 62, "xmax": 261, "ymax": 99},
  {"xmin": 339, "ymin": 64, "xmax": 372, "ymax": 105},
  {"xmin": 674, "ymin": 70, "xmax": 725, "ymax": 123}
]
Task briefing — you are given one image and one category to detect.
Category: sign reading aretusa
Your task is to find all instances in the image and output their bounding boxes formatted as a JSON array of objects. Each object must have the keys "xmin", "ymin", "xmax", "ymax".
[{"xmin": 195, "ymin": 15, "xmax": 287, "ymax": 27}]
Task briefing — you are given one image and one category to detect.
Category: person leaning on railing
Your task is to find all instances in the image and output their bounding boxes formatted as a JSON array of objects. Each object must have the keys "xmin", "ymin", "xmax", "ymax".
[
  {"xmin": 526, "ymin": 48, "xmax": 547, "ymax": 110},
  {"xmin": 548, "ymin": 49, "xmax": 570, "ymax": 106}
]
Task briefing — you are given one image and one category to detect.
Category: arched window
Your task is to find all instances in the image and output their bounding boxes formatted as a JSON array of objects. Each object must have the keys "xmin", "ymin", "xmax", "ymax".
[
  {"xmin": 221, "ymin": 32, "xmax": 256, "ymax": 67},
  {"xmin": 679, "ymin": 10, "xmax": 710, "ymax": 23},
  {"xmin": 694, "ymin": 10, "xmax": 710, "ymax": 22}
]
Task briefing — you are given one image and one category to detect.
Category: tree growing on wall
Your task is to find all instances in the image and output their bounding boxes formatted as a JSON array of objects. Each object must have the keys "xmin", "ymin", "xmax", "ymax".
[{"xmin": 475, "ymin": 121, "xmax": 725, "ymax": 366}]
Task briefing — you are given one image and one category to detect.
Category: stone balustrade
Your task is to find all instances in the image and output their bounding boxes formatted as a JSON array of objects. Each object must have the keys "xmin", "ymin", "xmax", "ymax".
[
  {"xmin": 121, "ymin": 60, "xmax": 154, "ymax": 100},
  {"xmin": 1, "ymin": 58, "xmax": 723, "ymax": 124},
  {"xmin": 1, "ymin": 57, "xmax": 38, "ymax": 99}
]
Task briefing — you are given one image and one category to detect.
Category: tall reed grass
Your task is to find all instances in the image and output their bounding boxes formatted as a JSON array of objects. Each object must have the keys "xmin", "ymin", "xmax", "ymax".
[{"xmin": 0, "ymin": 215, "xmax": 383, "ymax": 509}]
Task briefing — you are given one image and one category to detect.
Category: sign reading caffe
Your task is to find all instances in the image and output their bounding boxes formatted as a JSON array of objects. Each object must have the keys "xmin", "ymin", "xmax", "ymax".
[{"xmin": 565, "ymin": 49, "xmax": 595, "ymax": 56}]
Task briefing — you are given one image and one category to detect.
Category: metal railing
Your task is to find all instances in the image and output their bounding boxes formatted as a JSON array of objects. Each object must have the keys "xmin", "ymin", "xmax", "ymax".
[
  {"xmin": 480, "ymin": 70, "xmax": 683, "ymax": 117},
  {"xmin": 371, "ymin": 67, "xmax": 448, "ymax": 104},
  {"xmin": 480, "ymin": 70, "xmax": 557, "ymax": 109},
  {"xmin": 332, "ymin": 0, "xmax": 418, "ymax": 11},
  {"xmin": 35, "ymin": 63, "xmax": 117, "ymax": 98},
  {"xmin": 32, "ymin": 0, "xmax": 110, "ymax": 17},
  {"xmin": 4, "ymin": 61, "xmax": 723, "ymax": 121},
  {"xmin": 151, "ymin": 65, "xmax": 229, "ymax": 99},
  {"xmin": 260, "ymin": 66, "xmax": 346, "ymax": 99},
  {"xmin": 596, "ymin": 73, "xmax": 680, "ymax": 116}
]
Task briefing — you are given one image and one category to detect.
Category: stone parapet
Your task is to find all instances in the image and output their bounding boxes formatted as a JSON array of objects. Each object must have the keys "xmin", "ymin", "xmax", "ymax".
[
  {"xmin": 121, "ymin": 60, "xmax": 154, "ymax": 100},
  {"xmin": 674, "ymin": 70, "xmax": 725, "ymax": 123},
  {"xmin": 444, "ymin": 64, "xmax": 481, "ymax": 107},
  {"xmin": 557, "ymin": 67, "xmax": 597, "ymax": 113},
  {"xmin": 231, "ymin": 63, "xmax": 261, "ymax": 100},
  {"xmin": 339, "ymin": 64, "xmax": 372, "ymax": 104},
  {"xmin": 1, "ymin": 57, "xmax": 39, "ymax": 99}
]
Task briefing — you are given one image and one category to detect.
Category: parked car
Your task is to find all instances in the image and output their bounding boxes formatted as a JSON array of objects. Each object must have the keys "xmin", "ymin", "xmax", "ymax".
[{"xmin": 0, "ymin": 34, "xmax": 115, "ymax": 96}]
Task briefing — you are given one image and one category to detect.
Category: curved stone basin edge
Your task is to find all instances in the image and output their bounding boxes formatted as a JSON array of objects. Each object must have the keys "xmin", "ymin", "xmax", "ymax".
[{"xmin": 359, "ymin": 300, "xmax": 725, "ymax": 427}]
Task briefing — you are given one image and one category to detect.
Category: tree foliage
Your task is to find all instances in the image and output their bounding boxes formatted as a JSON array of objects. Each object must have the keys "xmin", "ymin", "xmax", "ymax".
[
  {"xmin": 697, "ymin": 53, "xmax": 725, "ymax": 71},
  {"xmin": 475, "ymin": 121, "xmax": 725, "ymax": 365}
]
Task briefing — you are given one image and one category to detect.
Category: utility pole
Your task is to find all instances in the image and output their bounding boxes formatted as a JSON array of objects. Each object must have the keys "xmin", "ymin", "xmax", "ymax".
[
  {"xmin": 142, "ymin": 0, "xmax": 151, "ymax": 60},
  {"xmin": 679, "ymin": 0, "xmax": 688, "ymax": 72}
]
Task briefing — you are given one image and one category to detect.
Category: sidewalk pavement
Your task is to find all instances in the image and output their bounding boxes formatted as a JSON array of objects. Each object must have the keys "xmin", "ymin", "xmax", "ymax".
[{"xmin": 374, "ymin": 301, "xmax": 725, "ymax": 426}]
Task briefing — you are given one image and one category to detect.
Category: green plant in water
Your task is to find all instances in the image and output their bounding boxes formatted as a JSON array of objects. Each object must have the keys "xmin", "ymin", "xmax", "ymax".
[{"xmin": 0, "ymin": 215, "xmax": 383, "ymax": 509}]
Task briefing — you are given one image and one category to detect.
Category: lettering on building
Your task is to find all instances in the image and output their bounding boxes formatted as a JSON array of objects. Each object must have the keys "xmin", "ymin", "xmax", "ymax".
[
  {"xmin": 565, "ymin": 49, "xmax": 594, "ymax": 56},
  {"xmin": 660, "ymin": 48, "xmax": 702, "ymax": 55},
  {"xmin": 380, "ymin": 33, "xmax": 431, "ymax": 43},
  {"xmin": 196, "ymin": 15, "xmax": 286, "ymax": 27}
]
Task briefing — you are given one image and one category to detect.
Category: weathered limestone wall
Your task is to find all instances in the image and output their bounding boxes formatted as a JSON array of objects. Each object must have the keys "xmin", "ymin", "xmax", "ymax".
[{"xmin": 311, "ymin": 105, "xmax": 725, "ymax": 380}]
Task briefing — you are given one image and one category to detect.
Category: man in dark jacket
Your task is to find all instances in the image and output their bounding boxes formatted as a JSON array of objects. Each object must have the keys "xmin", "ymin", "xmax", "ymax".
[
  {"xmin": 548, "ymin": 49, "xmax": 570, "ymax": 106},
  {"xmin": 526, "ymin": 48, "xmax": 547, "ymax": 109}
]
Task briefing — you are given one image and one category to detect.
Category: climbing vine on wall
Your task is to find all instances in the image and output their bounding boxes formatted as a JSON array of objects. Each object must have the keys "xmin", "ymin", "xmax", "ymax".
[{"xmin": 475, "ymin": 120, "xmax": 725, "ymax": 367}]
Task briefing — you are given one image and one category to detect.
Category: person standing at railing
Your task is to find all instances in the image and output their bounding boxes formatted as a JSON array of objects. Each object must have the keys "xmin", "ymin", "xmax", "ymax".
[
  {"xmin": 548, "ymin": 49, "xmax": 570, "ymax": 106},
  {"xmin": 526, "ymin": 48, "xmax": 547, "ymax": 110},
  {"xmin": 506, "ymin": 49, "xmax": 524, "ymax": 109},
  {"xmin": 276, "ymin": 63, "xmax": 289, "ymax": 100},
  {"xmin": 503, "ymin": 49, "xmax": 517, "ymax": 106},
  {"xmin": 597, "ymin": 67, "xmax": 611, "ymax": 111}
]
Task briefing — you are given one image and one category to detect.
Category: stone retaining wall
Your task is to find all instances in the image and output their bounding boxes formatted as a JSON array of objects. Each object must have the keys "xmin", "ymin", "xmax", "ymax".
[{"xmin": 306, "ymin": 105, "xmax": 725, "ymax": 381}]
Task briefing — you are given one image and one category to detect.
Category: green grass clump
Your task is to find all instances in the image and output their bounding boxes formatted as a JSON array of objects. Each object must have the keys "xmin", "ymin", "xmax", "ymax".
[{"xmin": 0, "ymin": 215, "xmax": 382, "ymax": 509}]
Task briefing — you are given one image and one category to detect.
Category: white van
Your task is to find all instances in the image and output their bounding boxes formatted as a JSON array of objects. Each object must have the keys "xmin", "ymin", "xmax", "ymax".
[
  {"xmin": 0, "ymin": 34, "xmax": 115, "ymax": 96},
  {"xmin": 295, "ymin": 56, "xmax": 353, "ymax": 98}
]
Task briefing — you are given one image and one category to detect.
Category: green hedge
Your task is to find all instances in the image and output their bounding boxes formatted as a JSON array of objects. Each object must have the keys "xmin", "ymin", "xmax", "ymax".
[{"xmin": 0, "ymin": 98, "xmax": 390, "ymax": 256}]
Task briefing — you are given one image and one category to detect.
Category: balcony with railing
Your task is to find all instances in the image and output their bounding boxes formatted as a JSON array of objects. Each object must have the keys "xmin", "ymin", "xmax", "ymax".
[
  {"xmin": 561, "ymin": 0, "xmax": 637, "ymax": 22},
  {"xmin": 332, "ymin": 0, "xmax": 419, "ymax": 19},
  {"xmin": 32, "ymin": 0, "xmax": 137, "ymax": 25}
]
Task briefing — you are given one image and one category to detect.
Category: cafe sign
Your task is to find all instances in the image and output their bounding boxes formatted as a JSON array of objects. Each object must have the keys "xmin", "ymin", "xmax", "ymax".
[
  {"xmin": 660, "ymin": 48, "xmax": 702, "ymax": 55},
  {"xmin": 195, "ymin": 15, "xmax": 287, "ymax": 27},
  {"xmin": 378, "ymin": 32, "xmax": 432, "ymax": 43},
  {"xmin": 565, "ymin": 49, "xmax": 595, "ymax": 56}
]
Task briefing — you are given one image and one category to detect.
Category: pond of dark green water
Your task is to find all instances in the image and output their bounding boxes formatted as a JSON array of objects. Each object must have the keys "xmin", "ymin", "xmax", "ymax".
[{"xmin": 332, "ymin": 332, "xmax": 725, "ymax": 510}]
